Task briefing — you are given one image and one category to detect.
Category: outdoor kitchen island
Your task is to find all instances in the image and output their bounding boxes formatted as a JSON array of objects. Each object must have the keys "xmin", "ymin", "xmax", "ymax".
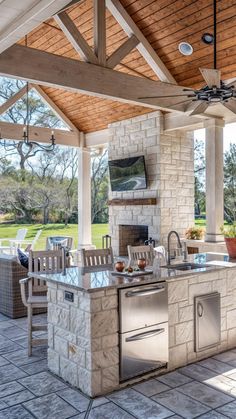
[{"xmin": 31, "ymin": 253, "xmax": 236, "ymax": 397}]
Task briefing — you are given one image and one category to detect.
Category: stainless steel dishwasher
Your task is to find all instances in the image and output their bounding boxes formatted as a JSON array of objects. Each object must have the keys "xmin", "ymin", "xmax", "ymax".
[{"xmin": 119, "ymin": 282, "xmax": 168, "ymax": 381}]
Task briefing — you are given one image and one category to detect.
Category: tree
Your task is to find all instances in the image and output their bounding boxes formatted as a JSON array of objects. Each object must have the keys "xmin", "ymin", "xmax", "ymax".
[
  {"xmin": 91, "ymin": 149, "xmax": 109, "ymax": 223},
  {"xmin": 224, "ymin": 143, "xmax": 236, "ymax": 223},
  {"xmin": 194, "ymin": 138, "xmax": 205, "ymax": 215}
]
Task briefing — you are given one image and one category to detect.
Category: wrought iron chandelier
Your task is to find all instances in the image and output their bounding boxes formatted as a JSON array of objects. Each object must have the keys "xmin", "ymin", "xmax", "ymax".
[{"xmin": 22, "ymin": 36, "xmax": 56, "ymax": 152}]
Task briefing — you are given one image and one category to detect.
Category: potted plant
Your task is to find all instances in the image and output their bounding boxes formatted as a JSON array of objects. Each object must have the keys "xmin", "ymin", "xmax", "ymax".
[
  {"xmin": 185, "ymin": 226, "xmax": 205, "ymax": 240},
  {"xmin": 221, "ymin": 224, "xmax": 236, "ymax": 258}
]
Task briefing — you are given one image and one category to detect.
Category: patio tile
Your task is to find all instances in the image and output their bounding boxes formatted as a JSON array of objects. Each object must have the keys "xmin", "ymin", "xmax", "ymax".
[
  {"xmin": 3, "ymin": 348, "xmax": 45, "ymax": 366},
  {"xmin": 0, "ymin": 321, "xmax": 14, "ymax": 329},
  {"xmin": 91, "ymin": 396, "xmax": 109, "ymax": 408},
  {"xmin": 198, "ymin": 358, "xmax": 235, "ymax": 375},
  {"xmin": 0, "ymin": 326, "xmax": 27, "ymax": 340},
  {"xmin": 0, "ymin": 314, "xmax": 10, "ymax": 322},
  {"xmin": 11, "ymin": 336, "xmax": 28, "ymax": 348},
  {"xmin": 204, "ymin": 374, "xmax": 236, "ymax": 395},
  {"xmin": 57, "ymin": 388, "xmax": 90, "ymax": 412},
  {"xmin": 133, "ymin": 378, "xmax": 170, "ymax": 396},
  {"xmin": 24, "ymin": 393, "xmax": 77, "ymax": 419},
  {"xmin": 87, "ymin": 402, "xmax": 135, "ymax": 419},
  {"xmin": 0, "ymin": 356, "xmax": 9, "ymax": 367},
  {"xmin": 0, "ymin": 405, "xmax": 35, "ymax": 418},
  {"xmin": 19, "ymin": 371, "xmax": 68, "ymax": 396},
  {"xmin": 197, "ymin": 412, "xmax": 229, "ymax": 418},
  {"xmin": 0, "ymin": 381, "xmax": 25, "ymax": 397},
  {"xmin": 1, "ymin": 389, "xmax": 35, "ymax": 407},
  {"xmin": 216, "ymin": 401, "xmax": 236, "ymax": 418},
  {"xmin": 214, "ymin": 351, "xmax": 236, "ymax": 366},
  {"xmin": 0, "ymin": 364, "xmax": 27, "ymax": 384},
  {"xmin": 152, "ymin": 389, "xmax": 210, "ymax": 419},
  {"xmin": 156, "ymin": 370, "xmax": 193, "ymax": 388},
  {"xmin": 108, "ymin": 388, "xmax": 173, "ymax": 419},
  {"xmin": 20, "ymin": 359, "xmax": 48, "ymax": 374},
  {"xmin": 0, "ymin": 337, "xmax": 22, "ymax": 355},
  {"xmin": 177, "ymin": 380, "xmax": 234, "ymax": 408},
  {"xmin": 179, "ymin": 364, "xmax": 216, "ymax": 382},
  {"xmin": 70, "ymin": 414, "xmax": 85, "ymax": 419}
]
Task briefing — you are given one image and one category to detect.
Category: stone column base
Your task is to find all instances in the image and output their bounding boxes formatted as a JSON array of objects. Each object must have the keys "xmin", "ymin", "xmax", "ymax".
[{"xmin": 205, "ymin": 233, "xmax": 224, "ymax": 243}]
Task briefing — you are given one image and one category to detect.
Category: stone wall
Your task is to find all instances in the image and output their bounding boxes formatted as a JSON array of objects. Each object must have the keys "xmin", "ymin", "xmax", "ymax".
[
  {"xmin": 108, "ymin": 111, "xmax": 194, "ymax": 254},
  {"xmin": 168, "ymin": 267, "xmax": 236, "ymax": 370},
  {"xmin": 47, "ymin": 283, "xmax": 119, "ymax": 397}
]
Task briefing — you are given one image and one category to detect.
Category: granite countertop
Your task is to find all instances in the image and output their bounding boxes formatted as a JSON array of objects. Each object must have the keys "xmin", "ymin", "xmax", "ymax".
[{"xmin": 29, "ymin": 252, "xmax": 236, "ymax": 293}]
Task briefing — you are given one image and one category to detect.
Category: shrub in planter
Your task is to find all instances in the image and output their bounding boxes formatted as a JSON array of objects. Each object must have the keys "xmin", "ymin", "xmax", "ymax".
[
  {"xmin": 185, "ymin": 226, "xmax": 205, "ymax": 240},
  {"xmin": 221, "ymin": 224, "xmax": 236, "ymax": 258}
]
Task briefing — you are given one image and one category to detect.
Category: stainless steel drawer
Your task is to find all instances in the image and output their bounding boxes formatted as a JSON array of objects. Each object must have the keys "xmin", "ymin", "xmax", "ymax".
[
  {"xmin": 119, "ymin": 282, "xmax": 167, "ymax": 333},
  {"xmin": 120, "ymin": 322, "xmax": 168, "ymax": 381}
]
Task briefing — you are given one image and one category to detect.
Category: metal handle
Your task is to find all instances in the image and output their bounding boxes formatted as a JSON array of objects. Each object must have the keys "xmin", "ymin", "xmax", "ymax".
[
  {"xmin": 126, "ymin": 286, "xmax": 165, "ymax": 298},
  {"xmin": 126, "ymin": 328, "xmax": 165, "ymax": 342},
  {"xmin": 197, "ymin": 302, "xmax": 203, "ymax": 317}
]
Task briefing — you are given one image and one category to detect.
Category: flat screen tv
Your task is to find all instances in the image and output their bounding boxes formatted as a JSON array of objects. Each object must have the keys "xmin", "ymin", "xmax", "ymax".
[{"xmin": 108, "ymin": 155, "xmax": 147, "ymax": 192}]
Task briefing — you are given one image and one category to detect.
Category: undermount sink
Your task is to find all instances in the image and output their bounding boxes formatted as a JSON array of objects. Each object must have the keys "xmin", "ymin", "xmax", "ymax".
[{"xmin": 162, "ymin": 262, "xmax": 209, "ymax": 271}]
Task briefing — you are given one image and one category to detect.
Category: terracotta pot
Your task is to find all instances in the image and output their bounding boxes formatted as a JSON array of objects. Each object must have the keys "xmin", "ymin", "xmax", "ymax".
[
  {"xmin": 115, "ymin": 261, "xmax": 125, "ymax": 272},
  {"xmin": 137, "ymin": 258, "xmax": 147, "ymax": 270},
  {"xmin": 225, "ymin": 237, "xmax": 236, "ymax": 258}
]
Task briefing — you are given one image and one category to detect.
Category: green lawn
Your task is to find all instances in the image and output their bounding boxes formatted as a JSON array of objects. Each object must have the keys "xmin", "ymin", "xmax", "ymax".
[{"xmin": 0, "ymin": 224, "xmax": 109, "ymax": 250}]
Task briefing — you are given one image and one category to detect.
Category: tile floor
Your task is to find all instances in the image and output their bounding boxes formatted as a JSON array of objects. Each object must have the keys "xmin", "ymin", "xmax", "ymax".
[{"xmin": 0, "ymin": 313, "xmax": 236, "ymax": 418}]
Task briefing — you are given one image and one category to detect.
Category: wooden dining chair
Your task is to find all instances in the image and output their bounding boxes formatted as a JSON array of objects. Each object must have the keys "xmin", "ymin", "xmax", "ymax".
[
  {"xmin": 81, "ymin": 247, "xmax": 114, "ymax": 267},
  {"xmin": 127, "ymin": 244, "xmax": 154, "ymax": 266},
  {"xmin": 20, "ymin": 250, "xmax": 64, "ymax": 356}
]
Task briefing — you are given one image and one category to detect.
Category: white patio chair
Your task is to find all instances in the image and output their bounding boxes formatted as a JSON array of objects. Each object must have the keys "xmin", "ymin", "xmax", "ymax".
[
  {"xmin": 0, "ymin": 228, "xmax": 28, "ymax": 255},
  {"xmin": 81, "ymin": 247, "xmax": 114, "ymax": 267},
  {"xmin": 20, "ymin": 249, "xmax": 64, "ymax": 356},
  {"xmin": 127, "ymin": 244, "xmax": 154, "ymax": 266},
  {"xmin": 13, "ymin": 229, "xmax": 42, "ymax": 252}
]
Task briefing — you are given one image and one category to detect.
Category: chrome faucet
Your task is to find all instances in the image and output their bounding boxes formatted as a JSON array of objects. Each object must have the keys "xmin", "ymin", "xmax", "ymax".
[{"xmin": 167, "ymin": 230, "xmax": 182, "ymax": 265}]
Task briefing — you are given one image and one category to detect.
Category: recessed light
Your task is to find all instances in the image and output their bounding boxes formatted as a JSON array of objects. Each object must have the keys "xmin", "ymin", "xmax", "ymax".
[
  {"xmin": 202, "ymin": 33, "xmax": 214, "ymax": 45},
  {"xmin": 178, "ymin": 42, "xmax": 193, "ymax": 56}
]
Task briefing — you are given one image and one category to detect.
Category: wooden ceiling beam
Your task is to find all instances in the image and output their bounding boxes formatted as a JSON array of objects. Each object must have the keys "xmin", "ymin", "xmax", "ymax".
[
  {"xmin": 106, "ymin": 34, "xmax": 139, "ymax": 69},
  {"xmin": 31, "ymin": 84, "xmax": 79, "ymax": 132},
  {"xmin": 94, "ymin": 0, "xmax": 106, "ymax": 66},
  {"xmin": 54, "ymin": 11, "xmax": 98, "ymax": 64},
  {"xmin": 105, "ymin": 0, "xmax": 176, "ymax": 84},
  {"xmin": 0, "ymin": 84, "xmax": 32, "ymax": 115},
  {"xmin": 0, "ymin": 45, "xmax": 189, "ymax": 113},
  {"xmin": 0, "ymin": 121, "xmax": 80, "ymax": 147}
]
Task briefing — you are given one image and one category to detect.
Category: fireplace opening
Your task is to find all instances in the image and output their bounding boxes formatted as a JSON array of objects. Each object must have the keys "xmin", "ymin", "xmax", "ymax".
[{"xmin": 119, "ymin": 225, "xmax": 148, "ymax": 256}]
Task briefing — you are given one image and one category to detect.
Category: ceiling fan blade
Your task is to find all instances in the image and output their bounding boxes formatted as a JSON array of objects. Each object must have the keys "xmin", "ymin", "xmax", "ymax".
[
  {"xmin": 223, "ymin": 100, "xmax": 236, "ymax": 114},
  {"xmin": 186, "ymin": 101, "xmax": 209, "ymax": 116},
  {"xmin": 199, "ymin": 68, "xmax": 221, "ymax": 88},
  {"xmin": 138, "ymin": 94, "xmax": 195, "ymax": 99},
  {"xmin": 225, "ymin": 78, "xmax": 236, "ymax": 88}
]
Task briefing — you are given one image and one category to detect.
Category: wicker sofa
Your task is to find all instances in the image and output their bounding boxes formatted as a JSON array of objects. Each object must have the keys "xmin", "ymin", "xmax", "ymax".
[
  {"xmin": 0, "ymin": 254, "xmax": 29, "ymax": 318},
  {"xmin": 0, "ymin": 254, "xmax": 47, "ymax": 319}
]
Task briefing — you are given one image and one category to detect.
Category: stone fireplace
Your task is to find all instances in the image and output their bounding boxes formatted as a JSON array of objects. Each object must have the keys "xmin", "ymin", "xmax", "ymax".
[
  {"xmin": 119, "ymin": 224, "xmax": 148, "ymax": 256},
  {"xmin": 108, "ymin": 111, "xmax": 195, "ymax": 256}
]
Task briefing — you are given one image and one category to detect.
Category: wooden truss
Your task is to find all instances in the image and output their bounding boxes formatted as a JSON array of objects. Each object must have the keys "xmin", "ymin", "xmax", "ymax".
[{"xmin": 0, "ymin": 82, "xmax": 80, "ymax": 147}]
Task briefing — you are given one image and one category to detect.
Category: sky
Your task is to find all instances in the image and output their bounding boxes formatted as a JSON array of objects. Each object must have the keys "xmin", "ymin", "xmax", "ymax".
[{"xmin": 194, "ymin": 122, "xmax": 236, "ymax": 152}]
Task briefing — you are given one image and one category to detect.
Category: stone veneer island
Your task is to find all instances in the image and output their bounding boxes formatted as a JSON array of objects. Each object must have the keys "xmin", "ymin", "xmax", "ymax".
[{"xmin": 31, "ymin": 253, "xmax": 236, "ymax": 397}]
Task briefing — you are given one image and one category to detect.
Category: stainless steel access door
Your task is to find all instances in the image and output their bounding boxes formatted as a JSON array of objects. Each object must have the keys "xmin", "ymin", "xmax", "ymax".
[
  {"xmin": 120, "ymin": 322, "xmax": 168, "ymax": 381},
  {"xmin": 194, "ymin": 292, "xmax": 221, "ymax": 352},
  {"xmin": 119, "ymin": 282, "xmax": 167, "ymax": 333}
]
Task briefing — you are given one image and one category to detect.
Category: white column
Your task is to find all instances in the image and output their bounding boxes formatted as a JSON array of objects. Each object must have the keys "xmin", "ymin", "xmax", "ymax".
[
  {"xmin": 78, "ymin": 145, "xmax": 92, "ymax": 248},
  {"xmin": 204, "ymin": 118, "xmax": 224, "ymax": 242}
]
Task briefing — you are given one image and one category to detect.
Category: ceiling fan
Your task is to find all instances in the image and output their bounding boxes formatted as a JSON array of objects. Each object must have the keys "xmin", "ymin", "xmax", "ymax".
[{"xmin": 140, "ymin": 0, "xmax": 236, "ymax": 116}]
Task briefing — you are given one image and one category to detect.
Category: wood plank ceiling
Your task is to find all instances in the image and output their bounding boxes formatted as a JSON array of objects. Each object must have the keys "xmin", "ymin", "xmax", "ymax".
[{"xmin": 20, "ymin": 0, "xmax": 236, "ymax": 132}]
